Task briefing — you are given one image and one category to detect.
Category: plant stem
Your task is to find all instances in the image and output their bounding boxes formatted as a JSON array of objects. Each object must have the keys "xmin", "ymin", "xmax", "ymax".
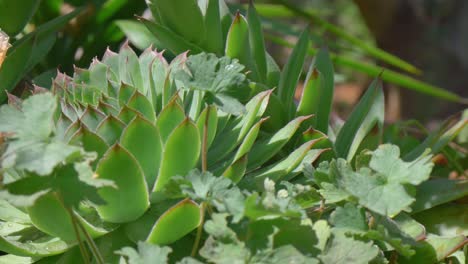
[
  {"xmin": 77, "ymin": 219, "xmax": 105, "ymax": 264},
  {"xmin": 191, "ymin": 202, "xmax": 206, "ymax": 257},
  {"xmin": 65, "ymin": 206, "xmax": 89, "ymax": 264},
  {"xmin": 201, "ymin": 106, "xmax": 210, "ymax": 172}
]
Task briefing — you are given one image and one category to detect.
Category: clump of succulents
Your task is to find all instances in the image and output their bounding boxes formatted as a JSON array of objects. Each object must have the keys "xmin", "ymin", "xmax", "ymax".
[{"xmin": 0, "ymin": 41, "xmax": 326, "ymax": 262}]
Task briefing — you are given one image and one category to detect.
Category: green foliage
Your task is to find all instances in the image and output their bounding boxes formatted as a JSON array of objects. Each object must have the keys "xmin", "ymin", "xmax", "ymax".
[{"xmin": 0, "ymin": 1, "xmax": 466, "ymax": 263}]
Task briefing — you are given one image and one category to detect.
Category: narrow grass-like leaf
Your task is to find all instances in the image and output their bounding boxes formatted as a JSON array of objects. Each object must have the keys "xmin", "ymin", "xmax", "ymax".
[
  {"xmin": 277, "ymin": 28, "xmax": 309, "ymax": 117},
  {"xmin": 248, "ymin": 2, "xmax": 268, "ymax": 83},
  {"xmin": 139, "ymin": 18, "xmax": 203, "ymax": 55},
  {"xmin": 404, "ymin": 117, "xmax": 467, "ymax": 161},
  {"xmin": 95, "ymin": 145, "xmax": 149, "ymax": 223},
  {"xmin": 120, "ymin": 116, "xmax": 162, "ymax": 190},
  {"xmin": 267, "ymin": 34, "xmax": 467, "ymax": 103},
  {"xmin": 146, "ymin": 199, "xmax": 201, "ymax": 245},
  {"xmin": 297, "ymin": 67, "xmax": 320, "ymax": 123},
  {"xmin": 273, "ymin": 0, "xmax": 422, "ymax": 75},
  {"xmin": 335, "ymin": 79, "xmax": 384, "ymax": 161},
  {"xmin": 153, "ymin": 118, "xmax": 201, "ymax": 192}
]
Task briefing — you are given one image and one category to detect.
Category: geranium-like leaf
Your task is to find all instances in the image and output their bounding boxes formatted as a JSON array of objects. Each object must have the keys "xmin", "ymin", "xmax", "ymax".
[
  {"xmin": 116, "ymin": 241, "xmax": 172, "ymax": 264},
  {"xmin": 336, "ymin": 144, "xmax": 433, "ymax": 216},
  {"xmin": 174, "ymin": 53, "xmax": 248, "ymax": 114}
]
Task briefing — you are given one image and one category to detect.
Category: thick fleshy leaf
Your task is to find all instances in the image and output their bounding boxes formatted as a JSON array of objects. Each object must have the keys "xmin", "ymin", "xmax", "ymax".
[
  {"xmin": 208, "ymin": 90, "xmax": 271, "ymax": 164},
  {"xmin": 153, "ymin": 118, "xmax": 201, "ymax": 192},
  {"xmin": 0, "ymin": 0, "xmax": 39, "ymax": 36},
  {"xmin": 140, "ymin": 18, "xmax": 203, "ymax": 55},
  {"xmin": 127, "ymin": 91, "xmax": 156, "ymax": 122},
  {"xmin": 225, "ymin": 13, "xmax": 252, "ymax": 77},
  {"xmin": 222, "ymin": 155, "xmax": 248, "ymax": 184},
  {"xmin": 0, "ymin": 222, "xmax": 71, "ymax": 257},
  {"xmin": 146, "ymin": 199, "xmax": 201, "ymax": 245},
  {"xmin": 152, "ymin": 0, "xmax": 205, "ymax": 44},
  {"xmin": 196, "ymin": 105, "xmax": 218, "ymax": 150},
  {"xmin": 200, "ymin": 0, "xmax": 223, "ymax": 54},
  {"xmin": 310, "ymin": 48, "xmax": 334, "ymax": 133},
  {"xmin": 247, "ymin": 139, "xmax": 324, "ymax": 187},
  {"xmin": 79, "ymin": 106, "xmax": 106, "ymax": 131},
  {"xmin": 248, "ymin": 115, "xmax": 313, "ymax": 170},
  {"xmin": 156, "ymin": 96, "xmax": 185, "ymax": 143},
  {"xmin": 119, "ymin": 43, "xmax": 144, "ymax": 92},
  {"xmin": 120, "ymin": 116, "xmax": 162, "ymax": 190},
  {"xmin": 95, "ymin": 145, "xmax": 149, "ymax": 223},
  {"xmin": 116, "ymin": 20, "xmax": 161, "ymax": 51},
  {"xmin": 96, "ymin": 115, "xmax": 126, "ymax": 146},
  {"xmin": 233, "ymin": 117, "xmax": 268, "ymax": 161}
]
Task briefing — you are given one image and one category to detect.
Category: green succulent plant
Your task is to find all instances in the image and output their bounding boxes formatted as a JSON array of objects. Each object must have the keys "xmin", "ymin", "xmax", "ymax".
[{"xmin": 0, "ymin": 41, "xmax": 327, "ymax": 262}]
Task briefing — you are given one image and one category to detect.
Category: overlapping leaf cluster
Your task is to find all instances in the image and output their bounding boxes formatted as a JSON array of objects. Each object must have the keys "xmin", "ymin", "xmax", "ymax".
[{"xmin": 0, "ymin": 0, "xmax": 466, "ymax": 263}]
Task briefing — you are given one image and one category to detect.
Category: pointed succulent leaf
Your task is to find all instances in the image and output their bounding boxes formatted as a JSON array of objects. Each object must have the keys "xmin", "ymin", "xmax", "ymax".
[
  {"xmin": 79, "ymin": 106, "xmax": 106, "ymax": 131},
  {"xmin": 95, "ymin": 145, "xmax": 149, "ymax": 223},
  {"xmin": 146, "ymin": 199, "xmax": 201, "ymax": 245},
  {"xmin": 140, "ymin": 18, "xmax": 203, "ymax": 55},
  {"xmin": 247, "ymin": 2, "xmax": 268, "ymax": 83},
  {"xmin": 153, "ymin": 118, "xmax": 201, "ymax": 193},
  {"xmin": 127, "ymin": 91, "xmax": 157, "ymax": 122},
  {"xmin": 96, "ymin": 115, "xmax": 126, "ymax": 146},
  {"xmin": 196, "ymin": 105, "xmax": 218, "ymax": 151},
  {"xmin": 225, "ymin": 12, "xmax": 257, "ymax": 80},
  {"xmin": 117, "ymin": 105, "xmax": 141, "ymax": 124},
  {"xmin": 208, "ymin": 90, "xmax": 271, "ymax": 164},
  {"xmin": 119, "ymin": 43, "xmax": 144, "ymax": 92},
  {"xmin": 120, "ymin": 116, "xmax": 162, "ymax": 190},
  {"xmin": 200, "ymin": 0, "xmax": 223, "ymax": 54},
  {"xmin": 0, "ymin": 221, "xmax": 71, "ymax": 257},
  {"xmin": 310, "ymin": 48, "xmax": 334, "ymax": 133},
  {"xmin": 156, "ymin": 97, "xmax": 186, "ymax": 143},
  {"xmin": 118, "ymin": 83, "xmax": 137, "ymax": 105},
  {"xmin": 151, "ymin": 0, "xmax": 205, "ymax": 44},
  {"xmin": 233, "ymin": 117, "xmax": 268, "ymax": 161},
  {"xmin": 222, "ymin": 155, "xmax": 248, "ymax": 183},
  {"xmin": 248, "ymin": 115, "xmax": 313, "ymax": 170},
  {"xmin": 247, "ymin": 138, "xmax": 324, "ymax": 187}
]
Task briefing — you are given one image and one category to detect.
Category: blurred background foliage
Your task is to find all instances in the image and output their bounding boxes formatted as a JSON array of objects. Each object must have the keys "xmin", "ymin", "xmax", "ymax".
[{"xmin": 0, "ymin": 0, "xmax": 467, "ymax": 122}]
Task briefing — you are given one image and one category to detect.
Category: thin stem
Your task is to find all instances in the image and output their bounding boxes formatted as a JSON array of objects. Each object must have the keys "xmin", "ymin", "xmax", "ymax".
[
  {"xmin": 191, "ymin": 202, "xmax": 206, "ymax": 257},
  {"xmin": 201, "ymin": 107, "xmax": 210, "ymax": 172},
  {"xmin": 65, "ymin": 206, "xmax": 89, "ymax": 264},
  {"xmin": 77, "ymin": 219, "xmax": 105, "ymax": 264}
]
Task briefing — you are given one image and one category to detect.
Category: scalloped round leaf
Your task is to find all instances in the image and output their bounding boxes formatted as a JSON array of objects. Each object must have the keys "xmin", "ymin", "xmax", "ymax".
[
  {"xmin": 146, "ymin": 199, "xmax": 201, "ymax": 245},
  {"xmin": 95, "ymin": 145, "xmax": 149, "ymax": 223}
]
